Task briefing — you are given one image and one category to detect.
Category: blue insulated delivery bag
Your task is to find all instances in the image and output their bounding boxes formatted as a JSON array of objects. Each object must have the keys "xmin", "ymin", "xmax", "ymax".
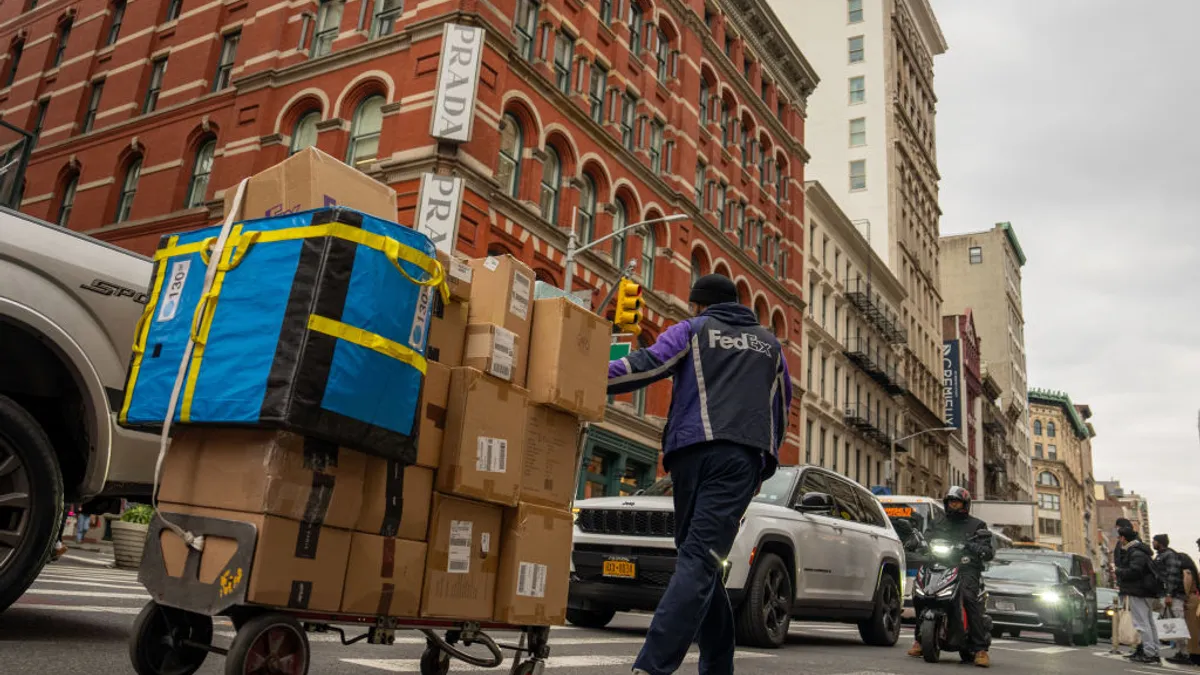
[{"xmin": 119, "ymin": 207, "xmax": 448, "ymax": 462}]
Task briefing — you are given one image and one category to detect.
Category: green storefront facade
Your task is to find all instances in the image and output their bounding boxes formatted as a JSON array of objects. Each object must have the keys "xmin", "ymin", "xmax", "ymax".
[{"xmin": 575, "ymin": 425, "xmax": 662, "ymax": 499}]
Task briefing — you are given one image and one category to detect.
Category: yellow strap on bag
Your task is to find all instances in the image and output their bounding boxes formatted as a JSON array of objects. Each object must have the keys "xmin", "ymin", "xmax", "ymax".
[
  {"xmin": 119, "ymin": 235, "xmax": 178, "ymax": 425},
  {"xmin": 307, "ymin": 314, "xmax": 428, "ymax": 375},
  {"xmin": 180, "ymin": 225, "xmax": 243, "ymax": 421}
]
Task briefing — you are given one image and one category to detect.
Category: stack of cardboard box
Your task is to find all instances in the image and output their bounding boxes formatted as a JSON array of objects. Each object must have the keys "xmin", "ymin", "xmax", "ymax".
[{"xmin": 153, "ymin": 148, "xmax": 611, "ymax": 625}]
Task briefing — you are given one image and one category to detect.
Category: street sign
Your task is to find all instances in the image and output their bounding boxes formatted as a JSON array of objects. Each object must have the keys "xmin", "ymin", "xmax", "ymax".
[{"xmin": 610, "ymin": 342, "xmax": 631, "ymax": 360}]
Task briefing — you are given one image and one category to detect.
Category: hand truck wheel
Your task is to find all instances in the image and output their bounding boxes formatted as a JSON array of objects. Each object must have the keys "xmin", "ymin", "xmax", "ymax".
[
  {"xmin": 224, "ymin": 611, "xmax": 310, "ymax": 675},
  {"xmin": 128, "ymin": 600, "xmax": 214, "ymax": 675},
  {"xmin": 419, "ymin": 640, "xmax": 451, "ymax": 675}
]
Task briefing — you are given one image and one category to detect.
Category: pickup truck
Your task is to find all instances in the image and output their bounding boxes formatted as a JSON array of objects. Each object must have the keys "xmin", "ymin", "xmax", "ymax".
[{"xmin": 0, "ymin": 122, "xmax": 159, "ymax": 612}]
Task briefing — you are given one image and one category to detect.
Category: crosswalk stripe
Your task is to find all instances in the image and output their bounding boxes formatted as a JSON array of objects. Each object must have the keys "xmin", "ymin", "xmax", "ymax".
[
  {"xmin": 21, "ymin": 588, "xmax": 150, "ymax": 599},
  {"xmin": 31, "ymin": 579, "xmax": 147, "ymax": 591},
  {"xmin": 343, "ymin": 651, "xmax": 775, "ymax": 672},
  {"xmin": 60, "ymin": 554, "xmax": 119, "ymax": 566},
  {"xmin": 10, "ymin": 603, "xmax": 142, "ymax": 615},
  {"xmin": 40, "ymin": 569, "xmax": 139, "ymax": 581}
]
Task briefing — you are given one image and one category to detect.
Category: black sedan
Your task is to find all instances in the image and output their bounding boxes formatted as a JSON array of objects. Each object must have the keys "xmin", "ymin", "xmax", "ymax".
[
  {"xmin": 983, "ymin": 559, "xmax": 1089, "ymax": 646},
  {"xmin": 1096, "ymin": 587, "xmax": 1119, "ymax": 639}
]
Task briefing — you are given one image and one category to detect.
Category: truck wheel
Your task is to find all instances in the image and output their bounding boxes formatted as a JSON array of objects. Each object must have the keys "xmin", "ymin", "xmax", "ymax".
[
  {"xmin": 565, "ymin": 607, "xmax": 615, "ymax": 629},
  {"xmin": 858, "ymin": 573, "xmax": 902, "ymax": 646},
  {"xmin": 735, "ymin": 552, "xmax": 792, "ymax": 648},
  {"xmin": 0, "ymin": 394, "xmax": 64, "ymax": 613}
]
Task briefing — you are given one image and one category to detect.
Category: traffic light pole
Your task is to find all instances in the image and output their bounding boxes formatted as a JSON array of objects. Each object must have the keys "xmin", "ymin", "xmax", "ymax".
[
  {"xmin": 563, "ymin": 210, "xmax": 688, "ymax": 296},
  {"xmin": 594, "ymin": 259, "xmax": 638, "ymax": 314}
]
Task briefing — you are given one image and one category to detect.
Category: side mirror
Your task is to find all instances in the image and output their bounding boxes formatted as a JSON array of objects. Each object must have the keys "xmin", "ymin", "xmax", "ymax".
[{"xmin": 797, "ymin": 492, "xmax": 834, "ymax": 513}]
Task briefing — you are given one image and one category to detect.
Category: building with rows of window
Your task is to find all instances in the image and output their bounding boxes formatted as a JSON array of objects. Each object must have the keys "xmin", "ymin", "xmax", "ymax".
[
  {"xmin": 1028, "ymin": 389, "xmax": 1097, "ymax": 558},
  {"xmin": 4, "ymin": 0, "xmax": 815, "ymax": 496}
]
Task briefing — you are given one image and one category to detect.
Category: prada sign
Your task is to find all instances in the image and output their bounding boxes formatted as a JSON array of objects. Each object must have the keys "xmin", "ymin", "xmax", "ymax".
[
  {"xmin": 415, "ymin": 173, "xmax": 464, "ymax": 256},
  {"xmin": 429, "ymin": 23, "xmax": 485, "ymax": 143}
]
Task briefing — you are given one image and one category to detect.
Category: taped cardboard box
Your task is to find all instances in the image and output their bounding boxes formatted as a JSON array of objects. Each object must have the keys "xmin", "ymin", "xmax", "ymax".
[
  {"xmin": 521, "ymin": 405, "xmax": 582, "ymax": 510},
  {"xmin": 428, "ymin": 295, "xmax": 468, "ymax": 367},
  {"xmin": 467, "ymin": 255, "xmax": 533, "ymax": 379},
  {"xmin": 159, "ymin": 502, "xmax": 351, "ymax": 612},
  {"xmin": 439, "ymin": 367, "xmax": 528, "ymax": 506},
  {"xmin": 416, "ymin": 360, "xmax": 451, "ymax": 468},
  {"xmin": 223, "ymin": 146, "xmax": 397, "ymax": 221},
  {"xmin": 463, "ymin": 324, "xmax": 523, "ymax": 385},
  {"xmin": 421, "ymin": 493, "xmax": 503, "ymax": 619},
  {"xmin": 159, "ymin": 428, "xmax": 366, "ymax": 530},
  {"xmin": 494, "ymin": 502, "xmax": 573, "ymax": 626},
  {"xmin": 357, "ymin": 460, "xmax": 433, "ymax": 541},
  {"xmin": 437, "ymin": 250, "xmax": 474, "ymax": 303},
  {"xmin": 341, "ymin": 533, "xmax": 426, "ymax": 617},
  {"xmin": 526, "ymin": 297, "xmax": 610, "ymax": 422}
]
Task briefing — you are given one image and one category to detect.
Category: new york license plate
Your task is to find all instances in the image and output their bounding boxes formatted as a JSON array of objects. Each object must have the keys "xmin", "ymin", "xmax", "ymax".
[{"xmin": 602, "ymin": 559, "xmax": 636, "ymax": 579}]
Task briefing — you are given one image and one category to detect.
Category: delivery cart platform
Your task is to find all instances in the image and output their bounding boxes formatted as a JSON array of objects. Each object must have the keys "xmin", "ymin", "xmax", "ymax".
[{"xmin": 129, "ymin": 512, "xmax": 552, "ymax": 675}]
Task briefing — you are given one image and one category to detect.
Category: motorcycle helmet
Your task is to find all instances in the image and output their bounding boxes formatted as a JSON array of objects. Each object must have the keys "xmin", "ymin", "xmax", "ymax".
[{"xmin": 943, "ymin": 486, "xmax": 972, "ymax": 519}]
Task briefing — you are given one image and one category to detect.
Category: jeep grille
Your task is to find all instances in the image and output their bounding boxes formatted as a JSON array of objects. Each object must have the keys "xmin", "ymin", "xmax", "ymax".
[{"xmin": 575, "ymin": 509, "xmax": 675, "ymax": 537}]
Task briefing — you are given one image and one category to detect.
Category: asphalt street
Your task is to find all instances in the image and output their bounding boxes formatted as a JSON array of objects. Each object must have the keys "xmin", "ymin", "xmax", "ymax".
[{"xmin": 0, "ymin": 549, "xmax": 1186, "ymax": 675}]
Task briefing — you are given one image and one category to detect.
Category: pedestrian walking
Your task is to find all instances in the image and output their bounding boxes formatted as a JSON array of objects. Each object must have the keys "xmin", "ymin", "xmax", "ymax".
[
  {"xmin": 1110, "ymin": 517, "xmax": 1138, "ymax": 656},
  {"xmin": 1152, "ymin": 534, "xmax": 1192, "ymax": 664},
  {"xmin": 607, "ymin": 273, "xmax": 791, "ymax": 675},
  {"xmin": 1181, "ymin": 552, "xmax": 1200, "ymax": 666},
  {"xmin": 1116, "ymin": 527, "xmax": 1164, "ymax": 665}
]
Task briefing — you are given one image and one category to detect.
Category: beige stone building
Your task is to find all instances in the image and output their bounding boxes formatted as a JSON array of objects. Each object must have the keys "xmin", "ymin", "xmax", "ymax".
[
  {"xmin": 801, "ymin": 182, "xmax": 910, "ymax": 489},
  {"xmin": 773, "ymin": 0, "xmax": 950, "ymax": 497},
  {"xmin": 940, "ymin": 223, "xmax": 1034, "ymax": 500},
  {"xmin": 1028, "ymin": 389, "xmax": 1096, "ymax": 556}
]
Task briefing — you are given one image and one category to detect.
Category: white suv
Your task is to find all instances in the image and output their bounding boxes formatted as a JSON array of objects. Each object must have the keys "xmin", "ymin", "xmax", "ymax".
[{"xmin": 568, "ymin": 465, "xmax": 906, "ymax": 648}]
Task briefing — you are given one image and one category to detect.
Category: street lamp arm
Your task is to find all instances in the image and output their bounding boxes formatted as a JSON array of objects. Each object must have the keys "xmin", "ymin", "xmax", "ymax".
[
  {"xmin": 571, "ymin": 213, "xmax": 688, "ymax": 257},
  {"xmin": 894, "ymin": 426, "xmax": 957, "ymax": 445}
]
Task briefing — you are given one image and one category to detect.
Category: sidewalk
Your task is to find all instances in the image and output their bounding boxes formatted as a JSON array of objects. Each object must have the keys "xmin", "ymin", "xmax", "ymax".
[{"xmin": 62, "ymin": 539, "xmax": 113, "ymax": 555}]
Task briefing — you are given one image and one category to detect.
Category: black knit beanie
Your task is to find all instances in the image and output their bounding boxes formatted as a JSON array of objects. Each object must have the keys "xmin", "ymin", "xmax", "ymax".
[
  {"xmin": 689, "ymin": 274, "xmax": 738, "ymax": 307},
  {"xmin": 1154, "ymin": 534, "xmax": 1170, "ymax": 547}
]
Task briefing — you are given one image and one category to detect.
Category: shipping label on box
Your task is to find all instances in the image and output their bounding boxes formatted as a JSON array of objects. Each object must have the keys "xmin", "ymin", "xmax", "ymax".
[
  {"xmin": 159, "ymin": 428, "xmax": 366, "ymax": 530},
  {"xmin": 421, "ymin": 494, "xmax": 502, "ymax": 619},
  {"xmin": 463, "ymin": 324, "xmax": 521, "ymax": 384},
  {"xmin": 521, "ymin": 405, "xmax": 582, "ymax": 510},
  {"xmin": 341, "ymin": 533, "xmax": 426, "ymax": 617},
  {"xmin": 495, "ymin": 502, "xmax": 573, "ymax": 626},
  {"xmin": 428, "ymin": 294, "xmax": 468, "ymax": 367},
  {"xmin": 416, "ymin": 361, "xmax": 451, "ymax": 468},
  {"xmin": 357, "ymin": 459, "xmax": 433, "ymax": 541},
  {"xmin": 160, "ymin": 503, "xmax": 352, "ymax": 612},
  {"xmin": 526, "ymin": 297, "xmax": 610, "ymax": 421},
  {"xmin": 222, "ymin": 146, "xmax": 396, "ymax": 221},
  {"xmin": 439, "ymin": 368, "xmax": 528, "ymax": 506},
  {"xmin": 437, "ymin": 250, "xmax": 474, "ymax": 303}
]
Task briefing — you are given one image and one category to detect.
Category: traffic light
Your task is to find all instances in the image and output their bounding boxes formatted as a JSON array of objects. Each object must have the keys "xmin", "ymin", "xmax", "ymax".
[{"xmin": 613, "ymin": 278, "xmax": 643, "ymax": 336}]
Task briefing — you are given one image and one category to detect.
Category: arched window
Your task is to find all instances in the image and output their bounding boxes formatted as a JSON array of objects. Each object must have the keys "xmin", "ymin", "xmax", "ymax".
[
  {"xmin": 740, "ymin": 123, "xmax": 750, "ymax": 168},
  {"xmin": 720, "ymin": 98, "xmax": 731, "ymax": 144},
  {"xmin": 5, "ymin": 39, "xmax": 23, "ymax": 88},
  {"xmin": 1033, "ymin": 420, "xmax": 1042, "ymax": 436},
  {"xmin": 628, "ymin": 2, "xmax": 644, "ymax": 56},
  {"xmin": 347, "ymin": 95, "xmax": 384, "ymax": 167},
  {"xmin": 185, "ymin": 139, "xmax": 216, "ymax": 208},
  {"xmin": 577, "ymin": 174, "xmax": 596, "ymax": 244},
  {"xmin": 539, "ymin": 146, "xmax": 561, "ymax": 225},
  {"xmin": 56, "ymin": 173, "xmax": 78, "ymax": 227},
  {"xmin": 290, "ymin": 111, "xmax": 320, "ymax": 155},
  {"xmin": 699, "ymin": 79, "xmax": 710, "ymax": 126},
  {"xmin": 640, "ymin": 226, "xmax": 655, "ymax": 290},
  {"xmin": 53, "ymin": 19, "xmax": 72, "ymax": 69},
  {"xmin": 1038, "ymin": 471, "xmax": 1060, "ymax": 487},
  {"xmin": 655, "ymin": 26, "xmax": 669, "ymax": 81},
  {"xmin": 1047, "ymin": 422, "xmax": 1056, "ymax": 438},
  {"xmin": 115, "ymin": 156, "xmax": 142, "ymax": 223},
  {"xmin": 611, "ymin": 199, "xmax": 627, "ymax": 266},
  {"xmin": 497, "ymin": 113, "xmax": 522, "ymax": 198}
]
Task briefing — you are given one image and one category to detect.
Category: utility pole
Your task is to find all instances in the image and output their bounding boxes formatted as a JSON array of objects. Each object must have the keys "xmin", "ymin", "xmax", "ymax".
[{"xmin": 562, "ymin": 208, "xmax": 687, "ymax": 296}]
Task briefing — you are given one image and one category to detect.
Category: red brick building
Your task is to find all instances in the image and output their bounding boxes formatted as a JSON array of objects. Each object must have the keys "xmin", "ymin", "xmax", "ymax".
[{"xmin": 4, "ymin": 0, "xmax": 814, "ymax": 495}]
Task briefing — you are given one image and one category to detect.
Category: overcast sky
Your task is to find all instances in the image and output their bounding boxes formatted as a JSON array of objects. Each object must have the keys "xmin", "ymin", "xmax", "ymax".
[{"xmin": 930, "ymin": 0, "xmax": 1200, "ymax": 553}]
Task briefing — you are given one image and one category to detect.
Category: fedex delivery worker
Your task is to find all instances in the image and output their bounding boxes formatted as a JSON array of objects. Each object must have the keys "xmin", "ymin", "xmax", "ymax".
[{"xmin": 607, "ymin": 273, "xmax": 792, "ymax": 675}]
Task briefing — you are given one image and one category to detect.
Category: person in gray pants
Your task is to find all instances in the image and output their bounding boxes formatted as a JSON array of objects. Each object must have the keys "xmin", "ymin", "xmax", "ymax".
[{"xmin": 1116, "ymin": 528, "xmax": 1164, "ymax": 665}]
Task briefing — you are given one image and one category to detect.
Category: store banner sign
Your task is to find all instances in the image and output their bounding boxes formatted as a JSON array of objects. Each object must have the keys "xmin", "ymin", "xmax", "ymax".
[
  {"xmin": 943, "ymin": 339, "xmax": 962, "ymax": 429},
  {"xmin": 429, "ymin": 23, "xmax": 485, "ymax": 143},
  {"xmin": 414, "ymin": 173, "xmax": 463, "ymax": 256}
]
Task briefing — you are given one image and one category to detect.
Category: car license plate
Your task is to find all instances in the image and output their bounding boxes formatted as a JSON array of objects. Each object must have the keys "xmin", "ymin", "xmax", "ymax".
[
  {"xmin": 602, "ymin": 558, "xmax": 636, "ymax": 579},
  {"xmin": 995, "ymin": 601, "xmax": 1016, "ymax": 612}
]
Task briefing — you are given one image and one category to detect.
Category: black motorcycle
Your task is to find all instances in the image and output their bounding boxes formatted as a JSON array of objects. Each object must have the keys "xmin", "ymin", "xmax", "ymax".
[{"xmin": 911, "ymin": 536, "xmax": 991, "ymax": 663}]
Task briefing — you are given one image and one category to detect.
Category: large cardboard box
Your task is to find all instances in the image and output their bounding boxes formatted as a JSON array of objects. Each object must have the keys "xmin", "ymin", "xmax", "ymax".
[
  {"xmin": 421, "ymin": 493, "xmax": 503, "ymax": 619},
  {"xmin": 440, "ymin": 368, "xmax": 528, "ymax": 506},
  {"xmin": 159, "ymin": 502, "xmax": 351, "ymax": 612},
  {"xmin": 159, "ymin": 428, "xmax": 366, "ymax": 530},
  {"xmin": 526, "ymin": 297, "xmax": 610, "ymax": 422},
  {"xmin": 428, "ymin": 295, "xmax": 468, "ymax": 367},
  {"xmin": 341, "ymin": 533, "xmax": 426, "ymax": 617},
  {"xmin": 416, "ymin": 361, "xmax": 451, "ymax": 468},
  {"xmin": 521, "ymin": 405, "xmax": 581, "ymax": 510},
  {"xmin": 463, "ymin": 324, "xmax": 523, "ymax": 385},
  {"xmin": 437, "ymin": 250, "xmax": 474, "ymax": 303},
  {"xmin": 467, "ymin": 255, "xmax": 533, "ymax": 380},
  {"xmin": 494, "ymin": 502, "xmax": 573, "ymax": 626},
  {"xmin": 357, "ymin": 460, "xmax": 433, "ymax": 541},
  {"xmin": 223, "ymin": 146, "xmax": 397, "ymax": 221}
]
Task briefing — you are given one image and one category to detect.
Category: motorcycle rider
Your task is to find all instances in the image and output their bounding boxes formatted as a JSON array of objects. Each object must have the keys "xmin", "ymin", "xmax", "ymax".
[{"xmin": 907, "ymin": 486, "xmax": 995, "ymax": 667}]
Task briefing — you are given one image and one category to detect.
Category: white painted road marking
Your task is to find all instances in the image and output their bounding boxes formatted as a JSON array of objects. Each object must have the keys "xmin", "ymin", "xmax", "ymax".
[
  {"xmin": 8, "ymin": 603, "xmax": 142, "ymax": 615},
  {"xmin": 20, "ymin": 588, "xmax": 150, "ymax": 599},
  {"xmin": 60, "ymin": 554, "xmax": 118, "ymax": 566},
  {"xmin": 344, "ymin": 651, "xmax": 775, "ymax": 672},
  {"xmin": 32, "ymin": 578, "xmax": 147, "ymax": 591}
]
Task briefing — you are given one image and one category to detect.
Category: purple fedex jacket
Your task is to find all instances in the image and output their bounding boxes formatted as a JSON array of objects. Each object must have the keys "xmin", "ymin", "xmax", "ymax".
[{"xmin": 608, "ymin": 303, "xmax": 792, "ymax": 478}]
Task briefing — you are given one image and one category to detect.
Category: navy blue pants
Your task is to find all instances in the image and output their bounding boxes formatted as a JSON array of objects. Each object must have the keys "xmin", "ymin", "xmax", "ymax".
[{"xmin": 634, "ymin": 442, "xmax": 761, "ymax": 675}]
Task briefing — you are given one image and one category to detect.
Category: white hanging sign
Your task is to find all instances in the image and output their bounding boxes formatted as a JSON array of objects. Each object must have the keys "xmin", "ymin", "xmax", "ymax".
[
  {"xmin": 415, "ymin": 173, "xmax": 464, "ymax": 256},
  {"xmin": 429, "ymin": 23, "xmax": 485, "ymax": 143}
]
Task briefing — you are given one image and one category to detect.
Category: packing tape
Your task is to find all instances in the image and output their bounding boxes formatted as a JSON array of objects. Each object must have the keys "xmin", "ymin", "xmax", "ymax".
[
  {"xmin": 377, "ymin": 582, "xmax": 395, "ymax": 617},
  {"xmin": 382, "ymin": 537, "xmax": 396, "ymax": 578},
  {"xmin": 425, "ymin": 404, "xmax": 447, "ymax": 431},
  {"xmin": 288, "ymin": 580, "xmax": 313, "ymax": 609},
  {"xmin": 380, "ymin": 459, "xmax": 405, "ymax": 537}
]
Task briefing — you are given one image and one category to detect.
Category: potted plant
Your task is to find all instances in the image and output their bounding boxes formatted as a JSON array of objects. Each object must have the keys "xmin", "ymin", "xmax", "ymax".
[{"xmin": 111, "ymin": 503, "xmax": 155, "ymax": 570}]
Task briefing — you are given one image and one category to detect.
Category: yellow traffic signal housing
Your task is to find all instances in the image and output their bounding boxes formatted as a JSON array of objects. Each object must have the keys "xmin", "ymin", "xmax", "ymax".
[{"xmin": 613, "ymin": 278, "xmax": 643, "ymax": 335}]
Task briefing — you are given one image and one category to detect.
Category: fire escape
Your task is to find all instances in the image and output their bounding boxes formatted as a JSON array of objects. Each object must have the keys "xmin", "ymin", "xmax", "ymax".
[
  {"xmin": 844, "ymin": 336, "xmax": 907, "ymax": 396},
  {"xmin": 843, "ymin": 403, "xmax": 893, "ymax": 449}
]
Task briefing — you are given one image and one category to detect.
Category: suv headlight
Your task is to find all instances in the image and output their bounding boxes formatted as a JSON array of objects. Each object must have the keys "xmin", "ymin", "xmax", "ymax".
[{"xmin": 1036, "ymin": 590, "xmax": 1061, "ymax": 604}]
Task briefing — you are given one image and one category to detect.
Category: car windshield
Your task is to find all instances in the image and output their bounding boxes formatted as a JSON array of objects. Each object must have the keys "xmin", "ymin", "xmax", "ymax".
[
  {"xmin": 984, "ymin": 560, "xmax": 1060, "ymax": 584},
  {"xmin": 1097, "ymin": 588, "xmax": 1119, "ymax": 606},
  {"xmin": 882, "ymin": 502, "xmax": 932, "ymax": 534},
  {"xmin": 637, "ymin": 467, "xmax": 799, "ymax": 506}
]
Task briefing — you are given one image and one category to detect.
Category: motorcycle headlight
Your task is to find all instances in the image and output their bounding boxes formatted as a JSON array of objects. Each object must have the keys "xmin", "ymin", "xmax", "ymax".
[
  {"xmin": 931, "ymin": 544, "xmax": 953, "ymax": 556},
  {"xmin": 937, "ymin": 586, "xmax": 956, "ymax": 598},
  {"xmin": 1106, "ymin": 609, "xmax": 1115, "ymax": 616},
  {"xmin": 1036, "ymin": 590, "xmax": 1061, "ymax": 604}
]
